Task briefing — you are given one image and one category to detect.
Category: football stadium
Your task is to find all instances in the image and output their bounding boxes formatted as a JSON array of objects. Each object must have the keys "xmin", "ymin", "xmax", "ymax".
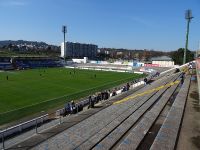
[{"xmin": 1, "ymin": 1, "xmax": 200, "ymax": 149}]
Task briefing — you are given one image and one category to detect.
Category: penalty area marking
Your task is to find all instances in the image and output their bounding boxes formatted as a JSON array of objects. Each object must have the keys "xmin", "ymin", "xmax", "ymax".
[{"xmin": 114, "ymin": 80, "xmax": 180, "ymax": 105}]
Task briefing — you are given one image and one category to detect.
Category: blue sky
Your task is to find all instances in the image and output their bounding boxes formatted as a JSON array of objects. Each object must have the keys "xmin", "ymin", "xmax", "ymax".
[{"xmin": 0, "ymin": 0, "xmax": 199, "ymax": 51}]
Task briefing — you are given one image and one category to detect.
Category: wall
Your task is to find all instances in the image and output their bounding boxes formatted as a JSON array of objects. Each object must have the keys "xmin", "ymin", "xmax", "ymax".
[
  {"xmin": 61, "ymin": 42, "xmax": 66, "ymax": 58},
  {"xmin": 152, "ymin": 60, "xmax": 174, "ymax": 67},
  {"xmin": 72, "ymin": 57, "xmax": 88, "ymax": 64}
]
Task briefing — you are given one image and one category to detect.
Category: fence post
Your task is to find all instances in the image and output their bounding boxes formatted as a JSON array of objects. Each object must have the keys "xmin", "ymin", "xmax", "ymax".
[
  {"xmin": 2, "ymin": 130, "xmax": 5, "ymax": 150},
  {"xmin": 19, "ymin": 124, "xmax": 22, "ymax": 133},
  {"xmin": 35, "ymin": 119, "xmax": 38, "ymax": 134},
  {"xmin": 76, "ymin": 104, "xmax": 78, "ymax": 113},
  {"xmin": 59, "ymin": 110, "xmax": 61, "ymax": 124}
]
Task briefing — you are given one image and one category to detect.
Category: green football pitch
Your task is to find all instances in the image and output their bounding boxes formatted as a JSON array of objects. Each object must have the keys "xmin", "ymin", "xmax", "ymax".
[{"xmin": 0, "ymin": 68, "xmax": 144, "ymax": 125}]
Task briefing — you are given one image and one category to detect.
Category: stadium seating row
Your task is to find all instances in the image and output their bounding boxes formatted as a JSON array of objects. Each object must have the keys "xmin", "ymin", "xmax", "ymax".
[
  {"xmin": 91, "ymin": 74, "xmax": 180, "ymax": 150},
  {"xmin": 0, "ymin": 57, "xmax": 63, "ymax": 70},
  {"xmin": 0, "ymin": 63, "xmax": 14, "ymax": 70},
  {"xmin": 15, "ymin": 60, "xmax": 62, "ymax": 69},
  {"xmin": 150, "ymin": 75, "xmax": 191, "ymax": 150},
  {"xmin": 117, "ymin": 76, "xmax": 181, "ymax": 149}
]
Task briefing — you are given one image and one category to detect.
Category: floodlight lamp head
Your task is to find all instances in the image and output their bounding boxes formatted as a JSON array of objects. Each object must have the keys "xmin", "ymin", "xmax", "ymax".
[
  {"xmin": 62, "ymin": 25, "xmax": 67, "ymax": 33},
  {"xmin": 185, "ymin": 9, "xmax": 193, "ymax": 20}
]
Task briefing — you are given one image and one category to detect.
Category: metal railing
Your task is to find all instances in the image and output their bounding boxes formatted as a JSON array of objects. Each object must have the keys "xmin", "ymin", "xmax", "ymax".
[{"xmin": 0, "ymin": 114, "xmax": 48, "ymax": 149}]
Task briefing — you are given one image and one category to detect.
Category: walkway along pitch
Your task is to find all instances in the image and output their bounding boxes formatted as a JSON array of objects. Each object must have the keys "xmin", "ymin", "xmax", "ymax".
[{"xmin": 26, "ymin": 73, "xmax": 181, "ymax": 150}]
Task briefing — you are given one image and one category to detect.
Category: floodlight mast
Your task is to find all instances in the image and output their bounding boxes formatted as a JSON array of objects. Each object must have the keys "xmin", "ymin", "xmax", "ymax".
[
  {"xmin": 183, "ymin": 10, "xmax": 193, "ymax": 64},
  {"xmin": 62, "ymin": 25, "xmax": 67, "ymax": 58}
]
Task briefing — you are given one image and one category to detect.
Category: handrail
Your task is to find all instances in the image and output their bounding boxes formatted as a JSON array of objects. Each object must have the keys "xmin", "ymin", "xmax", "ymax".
[{"xmin": 0, "ymin": 114, "xmax": 48, "ymax": 133}]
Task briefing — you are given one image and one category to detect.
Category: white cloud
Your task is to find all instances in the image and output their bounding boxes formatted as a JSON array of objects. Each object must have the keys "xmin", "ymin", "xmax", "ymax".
[{"xmin": 0, "ymin": 0, "xmax": 27, "ymax": 7}]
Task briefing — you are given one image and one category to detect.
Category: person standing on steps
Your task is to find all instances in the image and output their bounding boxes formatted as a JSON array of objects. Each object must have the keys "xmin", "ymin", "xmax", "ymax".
[{"xmin": 144, "ymin": 77, "xmax": 148, "ymax": 85}]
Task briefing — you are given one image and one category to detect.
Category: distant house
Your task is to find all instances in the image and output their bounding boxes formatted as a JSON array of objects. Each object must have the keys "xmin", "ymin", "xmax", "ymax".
[{"xmin": 151, "ymin": 56, "xmax": 174, "ymax": 67}]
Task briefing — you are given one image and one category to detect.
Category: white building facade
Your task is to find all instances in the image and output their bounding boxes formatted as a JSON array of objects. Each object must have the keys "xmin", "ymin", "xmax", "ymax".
[
  {"xmin": 61, "ymin": 42, "xmax": 98, "ymax": 59},
  {"xmin": 151, "ymin": 56, "xmax": 174, "ymax": 67},
  {"xmin": 61, "ymin": 42, "xmax": 66, "ymax": 58}
]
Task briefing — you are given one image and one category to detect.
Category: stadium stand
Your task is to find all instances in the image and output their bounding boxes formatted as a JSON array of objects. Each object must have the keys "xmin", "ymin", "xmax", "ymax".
[
  {"xmin": 0, "ymin": 57, "xmax": 14, "ymax": 70},
  {"xmin": 10, "ymin": 57, "xmax": 62, "ymax": 69},
  {"xmin": 14, "ymin": 57, "xmax": 62, "ymax": 69},
  {"xmin": 0, "ymin": 56, "xmax": 63, "ymax": 70}
]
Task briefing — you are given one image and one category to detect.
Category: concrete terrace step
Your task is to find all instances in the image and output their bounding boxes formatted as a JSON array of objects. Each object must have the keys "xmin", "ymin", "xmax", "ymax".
[
  {"xmin": 92, "ymin": 75, "xmax": 180, "ymax": 150},
  {"xmin": 116, "ymin": 77, "xmax": 180, "ymax": 150},
  {"xmin": 150, "ymin": 75, "xmax": 191, "ymax": 150}
]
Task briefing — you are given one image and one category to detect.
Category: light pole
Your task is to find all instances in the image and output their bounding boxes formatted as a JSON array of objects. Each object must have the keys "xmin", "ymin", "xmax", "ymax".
[
  {"xmin": 183, "ymin": 10, "xmax": 193, "ymax": 64},
  {"xmin": 62, "ymin": 25, "xmax": 67, "ymax": 58}
]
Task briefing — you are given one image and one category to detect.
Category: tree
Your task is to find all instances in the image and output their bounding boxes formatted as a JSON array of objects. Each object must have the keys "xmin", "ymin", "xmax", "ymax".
[
  {"xmin": 143, "ymin": 50, "xmax": 151, "ymax": 61},
  {"xmin": 171, "ymin": 48, "xmax": 194, "ymax": 65}
]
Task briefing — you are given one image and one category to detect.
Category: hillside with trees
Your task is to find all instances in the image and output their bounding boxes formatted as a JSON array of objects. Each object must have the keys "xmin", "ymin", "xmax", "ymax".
[
  {"xmin": 170, "ymin": 48, "xmax": 195, "ymax": 65},
  {"xmin": 0, "ymin": 40, "xmax": 60, "ymax": 57}
]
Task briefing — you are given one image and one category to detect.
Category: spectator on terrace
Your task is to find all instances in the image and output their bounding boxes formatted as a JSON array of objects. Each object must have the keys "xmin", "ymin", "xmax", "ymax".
[
  {"xmin": 112, "ymin": 90, "xmax": 117, "ymax": 96},
  {"xmin": 144, "ymin": 77, "xmax": 148, "ymax": 85},
  {"xmin": 91, "ymin": 100, "xmax": 95, "ymax": 108},
  {"xmin": 188, "ymin": 63, "xmax": 193, "ymax": 74},
  {"xmin": 71, "ymin": 100, "xmax": 75, "ymax": 108},
  {"xmin": 103, "ymin": 91, "xmax": 106, "ymax": 100},
  {"xmin": 88, "ymin": 96, "xmax": 92, "ymax": 109},
  {"xmin": 104, "ymin": 90, "xmax": 109, "ymax": 100},
  {"xmin": 181, "ymin": 72, "xmax": 185, "ymax": 84},
  {"xmin": 93, "ymin": 95, "xmax": 97, "ymax": 106},
  {"xmin": 68, "ymin": 100, "xmax": 75, "ymax": 113},
  {"xmin": 78, "ymin": 103, "xmax": 83, "ymax": 112},
  {"xmin": 100, "ymin": 91, "xmax": 104, "ymax": 100},
  {"xmin": 156, "ymin": 72, "xmax": 160, "ymax": 77},
  {"xmin": 175, "ymin": 68, "xmax": 180, "ymax": 73},
  {"xmin": 122, "ymin": 86, "xmax": 126, "ymax": 92},
  {"xmin": 88, "ymin": 96, "xmax": 95, "ymax": 108},
  {"xmin": 97, "ymin": 93, "xmax": 101, "ymax": 102},
  {"xmin": 126, "ymin": 83, "xmax": 130, "ymax": 90},
  {"xmin": 64, "ymin": 103, "xmax": 71, "ymax": 116}
]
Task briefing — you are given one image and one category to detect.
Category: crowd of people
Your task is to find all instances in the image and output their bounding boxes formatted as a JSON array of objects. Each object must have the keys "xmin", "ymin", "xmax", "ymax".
[
  {"xmin": 63, "ymin": 100, "xmax": 84, "ymax": 116},
  {"xmin": 62, "ymin": 79, "xmax": 143, "ymax": 116}
]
